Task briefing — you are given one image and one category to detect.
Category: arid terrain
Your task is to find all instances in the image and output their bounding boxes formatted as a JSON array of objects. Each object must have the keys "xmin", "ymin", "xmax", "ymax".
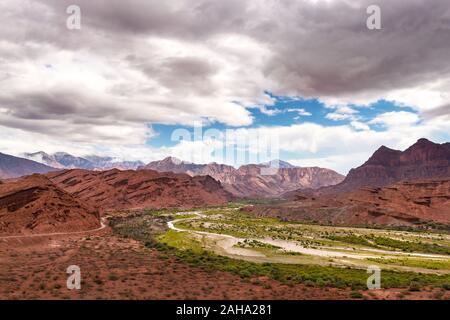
[
  {"xmin": 0, "ymin": 139, "xmax": 449, "ymax": 300},
  {"xmin": 2, "ymin": 0, "xmax": 450, "ymax": 306},
  {"xmin": 1, "ymin": 216, "xmax": 448, "ymax": 300},
  {"xmin": 252, "ymin": 179, "xmax": 450, "ymax": 227},
  {"xmin": 0, "ymin": 174, "xmax": 100, "ymax": 235},
  {"xmin": 46, "ymin": 168, "xmax": 231, "ymax": 210}
]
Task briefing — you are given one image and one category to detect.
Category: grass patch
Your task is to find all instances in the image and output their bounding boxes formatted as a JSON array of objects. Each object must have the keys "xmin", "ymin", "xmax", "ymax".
[
  {"xmin": 367, "ymin": 257, "xmax": 450, "ymax": 270},
  {"xmin": 158, "ymin": 229, "xmax": 203, "ymax": 253},
  {"xmin": 370, "ymin": 236, "xmax": 450, "ymax": 255},
  {"xmin": 327, "ymin": 235, "xmax": 374, "ymax": 247}
]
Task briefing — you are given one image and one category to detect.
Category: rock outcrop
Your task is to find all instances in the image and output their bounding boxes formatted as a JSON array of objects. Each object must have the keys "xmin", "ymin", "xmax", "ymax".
[
  {"xmin": 0, "ymin": 175, "xmax": 100, "ymax": 235},
  {"xmin": 47, "ymin": 169, "xmax": 232, "ymax": 210}
]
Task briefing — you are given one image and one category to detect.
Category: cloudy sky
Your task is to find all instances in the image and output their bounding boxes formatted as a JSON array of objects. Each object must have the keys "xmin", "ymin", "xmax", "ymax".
[{"xmin": 1, "ymin": 0, "xmax": 450, "ymax": 174}]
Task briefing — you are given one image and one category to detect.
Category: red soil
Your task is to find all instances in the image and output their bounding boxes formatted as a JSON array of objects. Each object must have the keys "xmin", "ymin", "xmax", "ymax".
[{"xmin": 0, "ymin": 175, "xmax": 100, "ymax": 236}]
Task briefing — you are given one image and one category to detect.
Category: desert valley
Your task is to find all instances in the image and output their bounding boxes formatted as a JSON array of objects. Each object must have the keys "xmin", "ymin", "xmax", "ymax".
[{"xmin": 0, "ymin": 138, "xmax": 449, "ymax": 300}]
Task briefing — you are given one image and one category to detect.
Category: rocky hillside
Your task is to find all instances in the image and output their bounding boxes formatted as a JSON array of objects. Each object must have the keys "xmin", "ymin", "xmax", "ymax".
[
  {"xmin": 322, "ymin": 138, "xmax": 450, "ymax": 194},
  {"xmin": 142, "ymin": 158, "xmax": 344, "ymax": 198},
  {"xmin": 249, "ymin": 178, "xmax": 450, "ymax": 227},
  {"xmin": 47, "ymin": 169, "xmax": 231, "ymax": 210},
  {"xmin": 0, "ymin": 175, "xmax": 100, "ymax": 235}
]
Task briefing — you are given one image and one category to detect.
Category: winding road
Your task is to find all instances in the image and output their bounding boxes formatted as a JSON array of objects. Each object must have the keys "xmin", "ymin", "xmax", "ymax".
[{"xmin": 0, "ymin": 218, "xmax": 107, "ymax": 240}]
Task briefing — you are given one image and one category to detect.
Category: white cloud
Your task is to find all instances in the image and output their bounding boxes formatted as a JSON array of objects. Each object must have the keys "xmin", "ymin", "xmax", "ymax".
[
  {"xmin": 369, "ymin": 111, "xmax": 420, "ymax": 128},
  {"xmin": 350, "ymin": 121, "xmax": 370, "ymax": 131},
  {"xmin": 286, "ymin": 108, "xmax": 312, "ymax": 116},
  {"xmin": 325, "ymin": 106, "xmax": 359, "ymax": 121}
]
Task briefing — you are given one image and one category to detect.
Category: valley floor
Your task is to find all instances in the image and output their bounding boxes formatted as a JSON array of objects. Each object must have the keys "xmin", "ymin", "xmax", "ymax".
[
  {"xmin": 0, "ymin": 206, "xmax": 449, "ymax": 300},
  {"xmin": 165, "ymin": 207, "xmax": 450, "ymax": 275},
  {"xmin": 0, "ymin": 226, "xmax": 359, "ymax": 299}
]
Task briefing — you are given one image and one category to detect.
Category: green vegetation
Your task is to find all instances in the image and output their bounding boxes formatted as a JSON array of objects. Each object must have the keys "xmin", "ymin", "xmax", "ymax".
[
  {"xmin": 370, "ymin": 236, "xmax": 450, "ymax": 255},
  {"xmin": 327, "ymin": 234, "xmax": 450, "ymax": 255},
  {"xmin": 327, "ymin": 235, "xmax": 374, "ymax": 247},
  {"xmin": 147, "ymin": 240, "xmax": 450, "ymax": 289},
  {"xmin": 367, "ymin": 257, "xmax": 450, "ymax": 270},
  {"xmin": 112, "ymin": 213, "xmax": 450, "ymax": 290},
  {"xmin": 235, "ymin": 239, "xmax": 281, "ymax": 250},
  {"xmin": 158, "ymin": 229, "xmax": 203, "ymax": 253}
]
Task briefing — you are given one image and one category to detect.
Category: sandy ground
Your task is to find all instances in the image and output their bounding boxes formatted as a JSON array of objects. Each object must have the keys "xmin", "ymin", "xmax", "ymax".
[{"xmin": 0, "ymin": 226, "xmax": 448, "ymax": 300}]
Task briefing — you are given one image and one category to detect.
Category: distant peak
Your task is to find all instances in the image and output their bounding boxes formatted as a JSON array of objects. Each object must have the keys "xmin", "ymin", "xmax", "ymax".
[
  {"xmin": 371, "ymin": 145, "xmax": 400, "ymax": 156},
  {"xmin": 261, "ymin": 159, "xmax": 297, "ymax": 168},
  {"xmin": 162, "ymin": 156, "xmax": 183, "ymax": 164},
  {"xmin": 413, "ymin": 138, "xmax": 436, "ymax": 147},
  {"xmin": 376, "ymin": 145, "xmax": 395, "ymax": 152},
  {"xmin": 364, "ymin": 145, "xmax": 401, "ymax": 166},
  {"xmin": 404, "ymin": 138, "xmax": 440, "ymax": 153},
  {"xmin": 53, "ymin": 151, "xmax": 72, "ymax": 157}
]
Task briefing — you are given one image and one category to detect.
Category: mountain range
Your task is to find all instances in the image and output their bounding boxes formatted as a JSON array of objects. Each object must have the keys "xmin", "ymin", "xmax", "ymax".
[
  {"xmin": 1, "ymin": 151, "xmax": 345, "ymax": 198},
  {"xmin": 0, "ymin": 152, "xmax": 56, "ymax": 179},
  {"xmin": 141, "ymin": 158, "xmax": 345, "ymax": 198},
  {"xmin": 23, "ymin": 151, "xmax": 144, "ymax": 171}
]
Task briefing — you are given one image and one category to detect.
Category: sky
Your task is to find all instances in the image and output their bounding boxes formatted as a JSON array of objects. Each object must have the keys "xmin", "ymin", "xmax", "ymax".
[{"xmin": 0, "ymin": 0, "xmax": 450, "ymax": 174}]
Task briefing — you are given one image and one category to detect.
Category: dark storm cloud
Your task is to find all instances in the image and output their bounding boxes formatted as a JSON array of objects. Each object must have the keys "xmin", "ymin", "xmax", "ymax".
[
  {"xmin": 9, "ymin": 0, "xmax": 450, "ymax": 99},
  {"xmin": 34, "ymin": 0, "xmax": 249, "ymax": 40},
  {"xmin": 257, "ymin": 0, "xmax": 450, "ymax": 100},
  {"xmin": 138, "ymin": 56, "xmax": 219, "ymax": 95},
  {"xmin": 424, "ymin": 104, "xmax": 450, "ymax": 119},
  {"xmin": 0, "ymin": 91, "xmax": 124, "ymax": 121},
  {"xmin": 1, "ymin": 0, "xmax": 450, "ymax": 144}
]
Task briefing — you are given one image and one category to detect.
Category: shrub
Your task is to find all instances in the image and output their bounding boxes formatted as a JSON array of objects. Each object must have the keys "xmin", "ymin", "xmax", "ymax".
[
  {"xmin": 350, "ymin": 291, "xmax": 364, "ymax": 299},
  {"xmin": 108, "ymin": 274, "xmax": 119, "ymax": 281},
  {"xmin": 408, "ymin": 281, "xmax": 421, "ymax": 292}
]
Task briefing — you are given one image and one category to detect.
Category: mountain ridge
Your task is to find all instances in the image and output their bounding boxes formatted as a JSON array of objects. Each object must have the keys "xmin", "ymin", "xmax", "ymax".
[
  {"xmin": 141, "ymin": 157, "xmax": 344, "ymax": 198},
  {"xmin": 317, "ymin": 138, "xmax": 450, "ymax": 194},
  {"xmin": 24, "ymin": 151, "xmax": 144, "ymax": 171},
  {"xmin": 0, "ymin": 152, "xmax": 57, "ymax": 179},
  {"xmin": 47, "ymin": 168, "xmax": 232, "ymax": 210}
]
